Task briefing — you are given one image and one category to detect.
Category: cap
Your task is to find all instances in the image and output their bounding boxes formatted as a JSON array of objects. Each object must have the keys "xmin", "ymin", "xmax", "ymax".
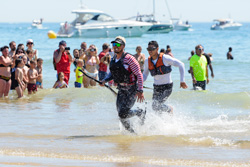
[
  {"xmin": 27, "ymin": 39, "xmax": 34, "ymax": 44},
  {"xmin": 59, "ymin": 40, "xmax": 66, "ymax": 46},
  {"xmin": 111, "ymin": 36, "xmax": 126, "ymax": 45}
]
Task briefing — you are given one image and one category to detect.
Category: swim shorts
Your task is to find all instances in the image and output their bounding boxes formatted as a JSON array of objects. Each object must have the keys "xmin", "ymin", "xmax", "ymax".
[{"xmin": 27, "ymin": 83, "xmax": 37, "ymax": 92}]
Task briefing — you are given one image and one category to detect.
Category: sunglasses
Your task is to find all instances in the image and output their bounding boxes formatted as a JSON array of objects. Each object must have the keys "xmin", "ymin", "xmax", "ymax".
[
  {"xmin": 27, "ymin": 43, "xmax": 33, "ymax": 45},
  {"xmin": 17, "ymin": 51, "xmax": 24, "ymax": 54},
  {"xmin": 147, "ymin": 47, "xmax": 157, "ymax": 51},
  {"xmin": 198, "ymin": 48, "xmax": 203, "ymax": 51},
  {"xmin": 112, "ymin": 43, "xmax": 121, "ymax": 47},
  {"xmin": 90, "ymin": 48, "xmax": 96, "ymax": 52}
]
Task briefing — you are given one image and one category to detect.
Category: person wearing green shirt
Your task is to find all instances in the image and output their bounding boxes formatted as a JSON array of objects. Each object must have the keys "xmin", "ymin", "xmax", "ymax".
[
  {"xmin": 190, "ymin": 45, "xmax": 209, "ymax": 90},
  {"xmin": 75, "ymin": 59, "xmax": 84, "ymax": 88}
]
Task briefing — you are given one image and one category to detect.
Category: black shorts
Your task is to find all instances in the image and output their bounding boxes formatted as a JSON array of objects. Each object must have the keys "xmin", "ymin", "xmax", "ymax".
[
  {"xmin": 193, "ymin": 80, "xmax": 206, "ymax": 90},
  {"xmin": 152, "ymin": 83, "xmax": 173, "ymax": 112}
]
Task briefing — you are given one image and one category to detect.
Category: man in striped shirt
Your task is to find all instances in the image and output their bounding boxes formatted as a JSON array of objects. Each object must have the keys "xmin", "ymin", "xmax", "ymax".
[{"xmin": 101, "ymin": 36, "xmax": 145, "ymax": 133}]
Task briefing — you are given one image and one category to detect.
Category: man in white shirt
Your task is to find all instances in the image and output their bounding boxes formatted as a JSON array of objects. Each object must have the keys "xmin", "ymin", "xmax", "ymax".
[{"xmin": 143, "ymin": 41, "xmax": 188, "ymax": 113}]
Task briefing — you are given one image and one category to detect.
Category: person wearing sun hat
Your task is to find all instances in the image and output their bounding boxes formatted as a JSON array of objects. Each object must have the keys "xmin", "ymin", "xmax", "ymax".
[
  {"xmin": 100, "ymin": 36, "xmax": 146, "ymax": 133},
  {"xmin": 26, "ymin": 39, "xmax": 38, "ymax": 61}
]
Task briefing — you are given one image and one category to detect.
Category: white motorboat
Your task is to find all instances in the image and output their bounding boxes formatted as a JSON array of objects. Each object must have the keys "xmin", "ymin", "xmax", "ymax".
[
  {"xmin": 171, "ymin": 19, "xmax": 191, "ymax": 31},
  {"xmin": 211, "ymin": 19, "xmax": 242, "ymax": 30},
  {"xmin": 164, "ymin": 0, "xmax": 192, "ymax": 31},
  {"xmin": 31, "ymin": 18, "xmax": 43, "ymax": 29},
  {"xmin": 125, "ymin": 0, "xmax": 174, "ymax": 34},
  {"xmin": 147, "ymin": 21, "xmax": 173, "ymax": 34},
  {"xmin": 57, "ymin": 6, "xmax": 152, "ymax": 38},
  {"xmin": 126, "ymin": 14, "xmax": 173, "ymax": 34}
]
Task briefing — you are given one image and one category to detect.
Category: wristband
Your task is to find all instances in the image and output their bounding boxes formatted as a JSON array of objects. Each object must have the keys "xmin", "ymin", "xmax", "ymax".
[{"xmin": 137, "ymin": 90, "xmax": 143, "ymax": 93}]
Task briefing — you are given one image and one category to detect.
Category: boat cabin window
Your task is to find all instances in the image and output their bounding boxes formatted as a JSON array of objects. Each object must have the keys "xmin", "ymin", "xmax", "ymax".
[
  {"xmin": 81, "ymin": 14, "xmax": 95, "ymax": 22},
  {"xmin": 91, "ymin": 14, "xmax": 114, "ymax": 22},
  {"xmin": 73, "ymin": 13, "xmax": 94, "ymax": 25}
]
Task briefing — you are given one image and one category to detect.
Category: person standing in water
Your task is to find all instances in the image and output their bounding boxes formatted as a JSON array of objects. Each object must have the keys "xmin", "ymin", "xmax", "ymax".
[
  {"xmin": 188, "ymin": 50, "xmax": 195, "ymax": 61},
  {"xmin": 203, "ymin": 51, "xmax": 214, "ymax": 78},
  {"xmin": 189, "ymin": 46, "xmax": 215, "ymax": 78},
  {"xmin": 53, "ymin": 40, "xmax": 73, "ymax": 85},
  {"xmin": 100, "ymin": 36, "xmax": 145, "ymax": 133},
  {"xmin": 133, "ymin": 46, "xmax": 145, "ymax": 73},
  {"xmin": 36, "ymin": 58, "xmax": 43, "ymax": 89},
  {"xmin": 165, "ymin": 45, "xmax": 174, "ymax": 58},
  {"xmin": 143, "ymin": 41, "xmax": 188, "ymax": 114},
  {"xmin": 0, "ymin": 46, "xmax": 13, "ymax": 98},
  {"xmin": 27, "ymin": 60, "xmax": 38, "ymax": 94},
  {"xmin": 190, "ymin": 45, "xmax": 209, "ymax": 90},
  {"xmin": 53, "ymin": 72, "xmax": 68, "ymax": 89},
  {"xmin": 26, "ymin": 39, "xmax": 38, "ymax": 61},
  {"xmin": 227, "ymin": 47, "xmax": 234, "ymax": 60},
  {"xmin": 82, "ymin": 44, "xmax": 99, "ymax": 87},
  {"xmin": 98, "ymin": 43, "xmax": 110, "ymax": 80},
  {"xmin": 9, "ymin": 41, "xmax": 16, "ymax": 58},
  {"xmin": 13, "ymin": 59, "xmax": 25, "ymax": 98}
]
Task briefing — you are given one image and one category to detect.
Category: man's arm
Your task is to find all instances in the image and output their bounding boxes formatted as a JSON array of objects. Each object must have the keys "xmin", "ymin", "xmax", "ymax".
[
  {"xmin": 54, "ymin": 50, "xmax": 62, "ymax": 63},
  {"xmin": 163, "ymin": 55, "xmax": 188, "ymax": 89},
  {"xmin": 163, "ymin": 55, "xmax": 185, "ymax": 83},
  {"xmin": 204, "ymin": 54, "xmax": 214, "ymax": 78},
  {"xmin": 126, "ymin": 55, "xmax": 144, "ymax": 102},
  {"xmin": 190, "ymin": 67, "xmax": 196, "ymax": 84},
  {"xmin": 206, "ymin": 66, "xmax": 209, "ymax": 84},
  {"xmin": 209, "ymin": 64, "xmax": 214, "ymax": 78},
  {"xmin": 126, "ymin": 55, "xmax": 143, "ymax": 91},
  {"xmin": 67, "ymin": 51, "xmax": 73, "ymax": 63}
]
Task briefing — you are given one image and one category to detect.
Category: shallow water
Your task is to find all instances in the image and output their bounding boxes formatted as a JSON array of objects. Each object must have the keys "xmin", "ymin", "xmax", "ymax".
[{"xmin": 0, "ymin": 22, "xmax": 250, "ymax": 166}]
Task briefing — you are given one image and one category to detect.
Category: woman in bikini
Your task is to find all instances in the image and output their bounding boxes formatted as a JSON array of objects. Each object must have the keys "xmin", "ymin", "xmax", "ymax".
[
  {"xmin": 134, "ymin": 46, "xmax": 145, "ymax": 73},
  {"xmin": 82, "ymin": 45, "xmax": 100, "ymax": 88},
  {"xmin": 0, "ymin": 46, "xmax": 13, "ymax": 98}
]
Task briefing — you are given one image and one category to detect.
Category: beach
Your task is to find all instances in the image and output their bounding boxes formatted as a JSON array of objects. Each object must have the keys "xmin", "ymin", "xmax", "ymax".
[{"xmin": 0, "ymin": 22, "xmax": 250, "ymax": 166}]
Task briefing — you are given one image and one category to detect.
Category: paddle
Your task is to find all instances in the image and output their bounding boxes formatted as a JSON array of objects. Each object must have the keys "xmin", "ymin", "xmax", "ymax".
[
  {"xmin": 79, "ymin": 69, "xmax": 118, "ymax": 96},
  {"xmin": 143, "ymin": 86, "xmax": 153, "ymax": 90}
]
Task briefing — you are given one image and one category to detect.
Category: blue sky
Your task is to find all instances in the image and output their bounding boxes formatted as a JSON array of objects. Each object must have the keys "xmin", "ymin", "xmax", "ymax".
[{"xmin": 1, "ymin": 0, "xmax": 249, "ymax": 23}]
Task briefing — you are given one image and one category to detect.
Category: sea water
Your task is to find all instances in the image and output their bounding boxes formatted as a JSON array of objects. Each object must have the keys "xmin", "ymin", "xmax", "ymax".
[{"xmin": 0, "ymin": 22, "xmax": 250, "ymax": 167}]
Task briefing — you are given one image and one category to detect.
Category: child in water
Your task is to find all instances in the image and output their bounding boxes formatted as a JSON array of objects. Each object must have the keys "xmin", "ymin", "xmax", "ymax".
[
  {"xmin": 53, "ymin": 72, "xmax": 68, "ymax": 89},
  {"xmin": 26, "ymin": 49, "xmax": 37, "ymax": 62},
  {"xmin": 36, "ymin": 58, "xmax": 43, "ymax": 88},
  {"xmin": 27, "ymin": 60, "xmax": 38, "ymax": 94},
  {"xmin": 13, "ymin": 59, "xmax": 25, "ymax": 98},
  {"xmin": 75, "ymin": 59, "xmax": 84, "ymax": 88}
]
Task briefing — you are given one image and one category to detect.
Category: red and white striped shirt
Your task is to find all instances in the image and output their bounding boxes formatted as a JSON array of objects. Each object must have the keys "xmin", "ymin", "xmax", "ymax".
[
  {"xmin": 122, "ymin": 53, "xmax": 143, "ymax": 90},
  {"xmin": 104, "ymin": 53, "xmax": 143, "ymax": 91}
]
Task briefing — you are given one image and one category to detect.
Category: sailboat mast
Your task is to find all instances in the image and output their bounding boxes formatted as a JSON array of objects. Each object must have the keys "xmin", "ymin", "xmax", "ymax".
[
  {"xmin": 153, "ymin": 0, "xmax": 155, "ymax": 21},
  {"xmin": 164, "ymin": 0, "xmax": 172, "ymax": 19}
]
